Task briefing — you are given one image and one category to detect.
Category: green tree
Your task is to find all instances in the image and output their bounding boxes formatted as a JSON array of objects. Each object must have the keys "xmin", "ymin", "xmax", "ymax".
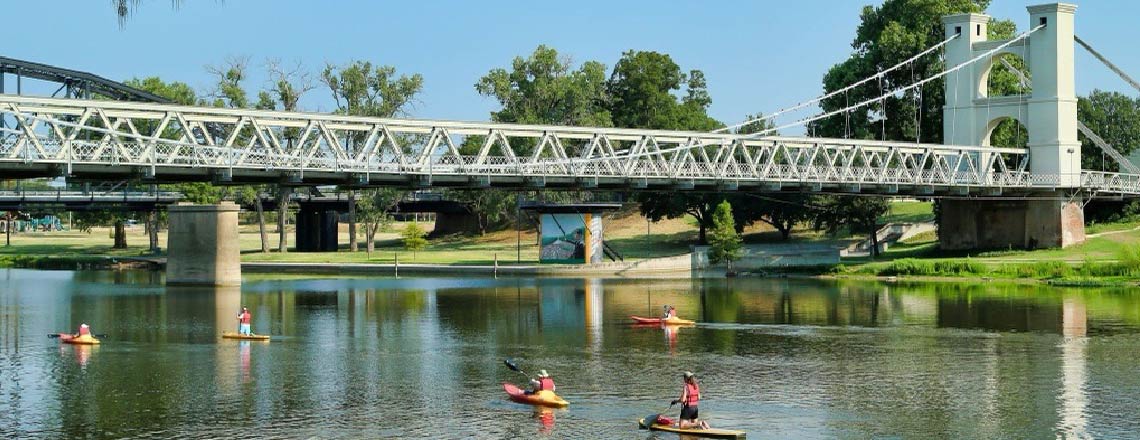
[
  {"xmin": 356, "ymin": 188, "xmax": 403, "ymax": 253},
  {"xmin": 734, "ymin": 113, "xmax": 815, "ymax": 240},
  {"xmin": 322, "ymin": 60, "xmax": 422, "ymax": 250},
  {"xmin": 813, "ymin": 196, "xmax": 891, "ymax": 257},
  {"xmin": 807, "ymin": 0, "xmax": 1018, "ymax": 144},
  {"xmin": 708, "ymin": 200, "xmax": 743, "ymax": 273},
  {"xmin": 605, "ymin": 50, "xmax": 727, "ymax": 242},
  {"xmin": 401, "ymin": 222, "xmax": 428, "ymax": 260},
  {"xmin": 1078, "ymin": 90, "xmax": 1140, "ymax": 171},
  {"xmin": 457, "ymin": 45, "xmax": 614, "ymax": 235}
]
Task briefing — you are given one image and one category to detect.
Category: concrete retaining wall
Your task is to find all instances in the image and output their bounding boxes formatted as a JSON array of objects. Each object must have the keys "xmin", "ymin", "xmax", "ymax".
[{"xmin": 691, "ymin": 243, "xmax": 840, "ymax": 271}]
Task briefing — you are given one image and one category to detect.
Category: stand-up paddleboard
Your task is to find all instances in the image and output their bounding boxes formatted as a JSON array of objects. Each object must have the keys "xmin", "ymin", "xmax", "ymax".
[
  {"xmin": 222, "ymin": 332, "xmax": 271, "ymax": 341},
  {"xmin": 638, "ymin": 418, "xmax": 745, "ymax": 438}
]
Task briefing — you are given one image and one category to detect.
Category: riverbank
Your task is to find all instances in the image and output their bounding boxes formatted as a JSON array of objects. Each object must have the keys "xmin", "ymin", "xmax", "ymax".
[{"xmin": 3, "ymin": 202, "xmax": 1139, "ymax": 286}]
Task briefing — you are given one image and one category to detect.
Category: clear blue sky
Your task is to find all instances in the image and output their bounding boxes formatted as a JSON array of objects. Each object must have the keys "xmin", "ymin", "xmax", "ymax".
[{"xmin": 2, "ymin": 1, "xmax": 1136, "ymax": 130}]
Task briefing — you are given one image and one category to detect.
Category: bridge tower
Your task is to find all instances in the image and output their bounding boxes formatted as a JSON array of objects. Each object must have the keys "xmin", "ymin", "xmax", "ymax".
[{"xmin": 939, "ymin": 3, "xmax": 1085, "ymax": 250}]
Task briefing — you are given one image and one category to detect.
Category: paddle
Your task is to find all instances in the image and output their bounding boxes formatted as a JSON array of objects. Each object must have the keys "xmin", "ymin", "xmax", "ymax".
[
  {"xmin": 503, "ymin": 359, "xmax": 532, "ymax": 379},
  {"xmin": 48, "ymin": 333, "xmax": 108, "ymax": 338}
]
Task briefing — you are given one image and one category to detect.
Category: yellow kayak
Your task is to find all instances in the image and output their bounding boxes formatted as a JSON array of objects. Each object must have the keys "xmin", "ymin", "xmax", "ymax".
[
  {"xmin": 222, "ymin": 332, "xmax": 271, "ymax": 341},
  {"xmin": 639, "ymin": 418, "xmax": 745, "ymax": 438},
  {"xmin": 630, "ymin": 315, "xmax": 696, "ymax": 326},
  {"xmin": 503, "ymin": 383, "xmax": 569, "ymax": 408},
  {"xmin": 59, "ymin": 334, "xmax": 100, "ymax": 345}
]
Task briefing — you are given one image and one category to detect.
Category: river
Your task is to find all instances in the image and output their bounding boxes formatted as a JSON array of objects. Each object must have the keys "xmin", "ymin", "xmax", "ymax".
[{"xmin": 1, "ymin": 269, "xmax": 1138, "ymax": 439}]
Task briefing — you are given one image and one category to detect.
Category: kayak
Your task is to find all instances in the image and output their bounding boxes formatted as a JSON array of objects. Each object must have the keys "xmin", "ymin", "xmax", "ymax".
[
  {"xmin": 502, "ymin": 382, "xmax": 569, "ymax": 408},
  {"xmin": 630, "ymin": 315, "xmax": 695, "ymax": 325},
  {"xmin": 58, "ymin": 334, "xmax": 100, "ymax": 345},
  {"xmin": 221, "ymin": 332, "xmax": 271, "ymax": 341},
  {"xmin": 638, "ymin": 418, "xmax": 745, "ymax": 438}
]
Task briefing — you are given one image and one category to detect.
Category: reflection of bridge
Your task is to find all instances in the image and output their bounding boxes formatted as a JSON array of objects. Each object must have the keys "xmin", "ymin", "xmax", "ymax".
[{"xmin": 0, "ymin": 4, "xmax": 1134, "ymax": 284}]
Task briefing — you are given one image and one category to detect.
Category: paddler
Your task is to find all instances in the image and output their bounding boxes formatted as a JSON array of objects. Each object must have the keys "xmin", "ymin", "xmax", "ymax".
[
  {"xmin": 528, "ymin": 370, "xmax": 556, "ymax": 394},
  {"xmin": 74, "ymin": 323, "xmax": 91, "ymax": 337},
  {"xmin": 237, "ymin": 307, "xmax": 252, "ymax": 335},
  {"xmin": 671, "ymin": 371, "xmax": 710, "ymax": 430},
  {"xmin": 662, "ymin": 305, "xmax": 677, "ymax": 319}
]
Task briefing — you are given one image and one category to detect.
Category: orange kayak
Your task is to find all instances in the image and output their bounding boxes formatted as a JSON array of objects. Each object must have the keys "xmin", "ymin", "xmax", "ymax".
[
  {"xmin": 503, "ymin": 382, "xmax": 569, "ymax": 408},
  {"xmin": 630, "ymin": 315, "xmax": 696, "ymax": 325},
  {"xmin": 58, "ymin": 334, "xmax": 100, "ymax": 345}
]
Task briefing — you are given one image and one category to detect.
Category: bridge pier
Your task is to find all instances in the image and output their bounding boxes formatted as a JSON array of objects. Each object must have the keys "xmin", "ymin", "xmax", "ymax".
[
  {"xmin": 166, "ymin": 202, "xmax": 241, "ymax": 286},
  {"xmin": 295, "ymin": 204, "xmax": 338, "ymax": 252},
  {"xmin": 939, "ymin": 196, "xmax": 1085, "ymax": 250}
]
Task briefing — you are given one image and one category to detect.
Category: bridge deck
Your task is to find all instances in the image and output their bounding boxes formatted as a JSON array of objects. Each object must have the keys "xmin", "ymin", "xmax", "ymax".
[{"xmin": 2, "ymin": 94, "xmax": 1138, "ymax": 196}]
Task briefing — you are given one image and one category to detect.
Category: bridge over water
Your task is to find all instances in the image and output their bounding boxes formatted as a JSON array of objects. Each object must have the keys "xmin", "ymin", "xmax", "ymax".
[{"xmin": 1, "ymin": 3, "xmax": 1136, "ymax": 284}]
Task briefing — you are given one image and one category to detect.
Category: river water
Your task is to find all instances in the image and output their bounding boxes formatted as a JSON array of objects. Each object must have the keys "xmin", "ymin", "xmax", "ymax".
[{"xmin": 1, "ymin": 268, "xmax": 1138, "ymax": 439}]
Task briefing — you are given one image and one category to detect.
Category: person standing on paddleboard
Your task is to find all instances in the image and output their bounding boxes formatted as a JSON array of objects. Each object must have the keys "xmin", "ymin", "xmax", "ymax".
[
  {"xmin": 672, "ymin": 371, "xmax": 710, "ymax": 430},
  {"xmin": 237, "ymin": 307, "xmax": 252, "ymax": 335}
]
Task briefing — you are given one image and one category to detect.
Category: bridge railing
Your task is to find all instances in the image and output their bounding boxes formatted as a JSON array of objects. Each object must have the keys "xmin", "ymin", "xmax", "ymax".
[{"xmin": 3, "ymin": 94, "xmax": 1138, "ymax": 195}]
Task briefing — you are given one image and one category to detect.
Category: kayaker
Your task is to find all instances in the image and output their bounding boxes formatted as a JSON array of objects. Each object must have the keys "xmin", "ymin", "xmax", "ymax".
[
  {"xmin": 528, "ymin": 370, "xmax": 556, "ymax": 394},
  {"xmin": 75, "ymin": 323, "xmax": 91, "ymax": 337},
  {"xmin": 237, "ymin": 307, "xmax": 252, "ymax": 335},
  {"xmin": 662, "ymin": 305, "xmax": 677, "ymax": 319},
  {"xmin": 671, "ymin": 371, "xmax": 710, "ymax": 430}
]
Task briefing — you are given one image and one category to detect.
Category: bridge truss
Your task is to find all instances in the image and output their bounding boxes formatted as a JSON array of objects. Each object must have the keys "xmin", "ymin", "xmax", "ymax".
[{"xmin": 1, "ymin": 95, "xmax": 1139, "ymax": 196}]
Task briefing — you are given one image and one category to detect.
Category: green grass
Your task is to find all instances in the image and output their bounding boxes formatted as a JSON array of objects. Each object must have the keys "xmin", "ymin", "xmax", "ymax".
[{"xmin": 882, "ymin": 201, "xmax": 935, "ymax": 224}]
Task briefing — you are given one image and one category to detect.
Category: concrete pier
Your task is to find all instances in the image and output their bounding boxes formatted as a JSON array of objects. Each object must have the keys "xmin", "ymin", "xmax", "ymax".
[
  {"xmin": 939, "ymin": 197, "xmax": 1085, "ymax": 250},
  {"xmin": 166, "ymin": 202, "xmax": 241, "ymax": 286}
]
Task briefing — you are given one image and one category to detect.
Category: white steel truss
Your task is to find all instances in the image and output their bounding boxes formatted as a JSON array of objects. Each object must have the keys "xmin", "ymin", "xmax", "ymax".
[{"xmin": 0, "ymin": 94, "xmax": 1137, "ymax": 195}]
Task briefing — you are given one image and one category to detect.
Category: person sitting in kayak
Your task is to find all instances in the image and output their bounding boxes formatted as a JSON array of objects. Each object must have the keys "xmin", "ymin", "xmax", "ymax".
[
  {"xmin": 671, "ymin": 371, "xmax": 710, "ymax": 430},
  {"xmin": 662, "ymin": 305, "xmax": 677, "ymax": 319},
  {"xmin": 527, "ymin": 370, "xmax": 556, "ymax": 394},
  {"xmin": 74, "ymin": 323, "xmax": 91, "ymax": 337},
  {"xmin": 237, "ymin": 307, "xmax": 252, "ymax": 335}
]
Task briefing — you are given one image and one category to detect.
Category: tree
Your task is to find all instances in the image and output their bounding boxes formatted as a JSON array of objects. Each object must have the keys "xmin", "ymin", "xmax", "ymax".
[
  {"xmin": 813, "ymin": 196, "xmax": 891, "ymax": 257},
  {"xmin": 476, "ymin": 45, "xmax": 611, "ymax": 130},
  {"xmin": 357, "ymin": 188, "xmax": 403, "ymax": 253},
  {"xmin": 708, "ymin": 200, "xmax": 743, "ymax": 273},
  {"xmin": 401, "ymin": 222, "xmax": 427, "ymax": 260},
  {"xmin": 1078, "ymin": 90, "xmax": 1140, "ymax": 171},
  {"xmin": 807, "ymin": 0, "xmax": 1017, "ymax": 241},
  {"xmin": 605, "ymin": 50, "xmax": 726, "ymax": 243},
  {"xmin": 322, "ymin": 60, "xmax": 423, "ymax": 250},
  {"xmin": 807, "ymin": 0, "xmax": 1014, "ymax": 144},
  {"xmin": 734, "ymin": 113, "xmax": 815, "ymax": 240}
]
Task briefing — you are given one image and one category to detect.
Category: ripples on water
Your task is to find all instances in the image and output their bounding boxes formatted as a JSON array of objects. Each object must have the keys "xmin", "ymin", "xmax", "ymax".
[{"xmin": 1, "ymin": 269, "xmax": 1139, "ymax": 438}]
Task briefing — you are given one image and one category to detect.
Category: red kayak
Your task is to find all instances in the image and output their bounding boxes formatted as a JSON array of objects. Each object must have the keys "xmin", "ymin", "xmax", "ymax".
[
  {"xmin": 502, "ymin": 382, "xmax": 569, "ymax": 408},
  {"xmin": 629, "ymin": 315, "xmax": 696, "ymax": 325}
]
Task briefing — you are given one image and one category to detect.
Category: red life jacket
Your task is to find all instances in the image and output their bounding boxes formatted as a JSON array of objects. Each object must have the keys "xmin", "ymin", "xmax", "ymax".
[
  {"xmin": 78, "ymin": 325, "xmax": 90, "ymax": 336},
  {"xmin": 684, "ymin": 383, "xmax": 700, "ymax": 406},
  {"xmin": 240, "ymin": 311, "xmax": 251, "ymax": 324},
  {"xmin": 539, "ymin": 377, "xmax": 555, "ymax": 391}
]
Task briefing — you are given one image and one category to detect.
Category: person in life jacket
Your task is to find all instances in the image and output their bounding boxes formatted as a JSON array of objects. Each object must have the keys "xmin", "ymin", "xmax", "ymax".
[
  {"xmin": 671, "ymin": 371, "xmax": 710, "ymax": 429},
  {"xmin": 237, "ymin": 307, "xmax": 252, "ymax": 335},
  {"xmin": 662, "ymin": 305, "xmax": 677, "ymax": 319},
  {"xmin": 528, "ymin": 370, "xmax": 556, "ymax": 394},
  {"xmin": 75, "ymin": 323, "xmax": 91, "ymax": 337}
]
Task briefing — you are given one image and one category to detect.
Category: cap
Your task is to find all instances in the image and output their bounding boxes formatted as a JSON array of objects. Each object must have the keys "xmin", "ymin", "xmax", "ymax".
[
  {"xmin": 539, "ymin": 369, "xmax": 549, "ymax": 377},
  {"xmin": 683, "ymin": 371, "xmax": 695, "ymax": 378}
]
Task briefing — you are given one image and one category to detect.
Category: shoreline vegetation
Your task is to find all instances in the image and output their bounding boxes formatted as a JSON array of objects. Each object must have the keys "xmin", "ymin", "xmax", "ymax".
[{"xmin": 2, "ymin": 202, "xmax": 1139, "ymax": 287}]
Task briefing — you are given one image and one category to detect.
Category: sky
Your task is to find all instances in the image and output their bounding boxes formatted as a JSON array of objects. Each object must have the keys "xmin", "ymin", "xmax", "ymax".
[{"xmin": 2, "ymin": 0, "xmax": 1137, "ymax": 132}]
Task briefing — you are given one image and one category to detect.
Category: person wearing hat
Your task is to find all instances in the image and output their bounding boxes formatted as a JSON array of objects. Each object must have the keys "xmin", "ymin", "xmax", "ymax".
[
  {"xmin": 237, "ymin": 307, "xmax": 252, "ymax": 335},
  {"xmin": 75, "ymin": 323, "xmax": 91, "ymax": 337},
  {"xmin": 662, "ymin": 305, "xmax": 677, "ymax": 320},
  {"xmin": 528, "ymin": 370, "xmax": 557, "ymax": 394},
  {"xmin": 671, "ymin": 371, "xmax": 710, "ymax": 429}
]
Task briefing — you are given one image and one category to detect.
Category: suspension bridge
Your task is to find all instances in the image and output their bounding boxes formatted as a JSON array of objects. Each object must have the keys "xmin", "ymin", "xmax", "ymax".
[{"xmin": 0, "ymin": 3, "xmax": 1136, "ymax": 283}]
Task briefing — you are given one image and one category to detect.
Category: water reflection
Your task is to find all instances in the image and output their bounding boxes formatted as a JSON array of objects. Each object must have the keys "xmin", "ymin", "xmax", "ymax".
[{"xmin": 2, "ymin": 270, "xmax": 1139, "ymax": 438}]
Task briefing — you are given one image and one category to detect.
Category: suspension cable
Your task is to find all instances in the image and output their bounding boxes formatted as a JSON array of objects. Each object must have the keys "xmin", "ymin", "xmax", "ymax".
[
  {"xmin": 714, "ymin": 33, "xmax": 961, "ymax": 133},
  {"xmin": 742, "ymin": 24, "xmax": 1045, "ymax": 140},
  {"xmin": 1075, "ymin": 35, "xmax": 1140, "ymax": 94}
]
